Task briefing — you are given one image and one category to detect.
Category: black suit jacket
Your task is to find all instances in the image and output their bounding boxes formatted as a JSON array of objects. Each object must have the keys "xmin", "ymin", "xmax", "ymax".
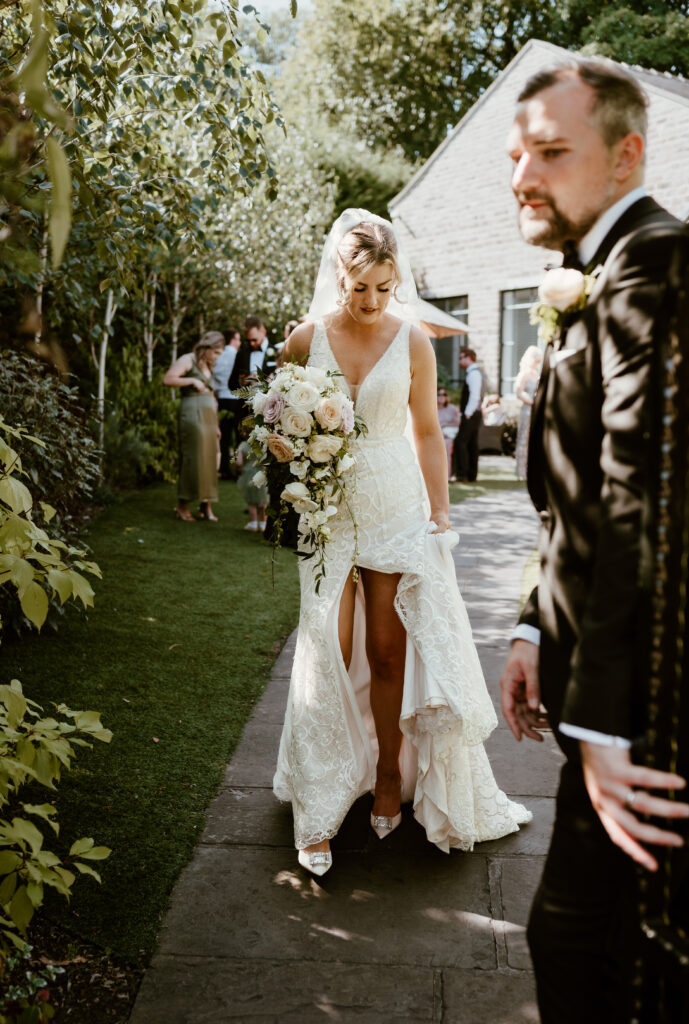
[
  {"xmin": 519, "ymin": 196, "xmax": 689, "ymax": 755},
  {"xmin": 228, "ymin": 341, "xmax": 277, "ymax": 391}
]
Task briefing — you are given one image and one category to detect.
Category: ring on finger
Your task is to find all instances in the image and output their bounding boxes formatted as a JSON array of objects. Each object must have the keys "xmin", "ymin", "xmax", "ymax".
[{"xmin": 624, "ymin": 788, "xmax": 641, "ymax": 810}]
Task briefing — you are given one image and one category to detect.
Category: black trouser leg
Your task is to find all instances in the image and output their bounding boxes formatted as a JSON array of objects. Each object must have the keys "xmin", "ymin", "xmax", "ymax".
[
  {"xmin": 217, "ymin": 398, "xmax": 234, "ymax": 478},
  {"xmin": 456, "ymin": 411, "xmax": 482, "ymax": 481},
  {"xmin": 528, "ymin": 761, "xmax": 638, "ymax": 1024}
]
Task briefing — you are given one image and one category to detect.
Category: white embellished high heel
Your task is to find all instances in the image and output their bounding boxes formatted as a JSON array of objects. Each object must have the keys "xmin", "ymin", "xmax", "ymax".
[
  {"xmin": 370, "ymin": 812, "xmax": 402, "ymax": 839},
  {"xmin": 298, "ymin": 849, "xmax": 333, "ymax": 877}
]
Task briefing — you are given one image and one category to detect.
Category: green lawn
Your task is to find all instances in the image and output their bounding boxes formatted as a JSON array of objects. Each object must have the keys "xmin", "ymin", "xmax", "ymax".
[
  {"xmin": 2, "ymin": 480, "xmax": 300, "ymax": 962},
  {"xmin": 448, "ymin": 454, "xmax": 525, "ymax": 504}
]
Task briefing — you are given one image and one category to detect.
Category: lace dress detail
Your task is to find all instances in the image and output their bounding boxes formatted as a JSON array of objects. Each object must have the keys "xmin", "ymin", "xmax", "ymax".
[{"xmin": 273, "ymin": 318, "xmax": 531, "ymax": 851}]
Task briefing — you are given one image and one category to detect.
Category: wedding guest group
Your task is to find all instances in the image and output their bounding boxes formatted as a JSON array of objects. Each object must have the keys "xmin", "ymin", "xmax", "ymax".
[
  {"xmin": 452, "ymin": 347, "xmax": 483, "ymax": 482},
  {"xmin": 500, "ymin": 57, "xmax": 689, "ymax": 1023},
  {"xmin": 163, "ymin": 331, "xmax": 224, "ymax": 522}
]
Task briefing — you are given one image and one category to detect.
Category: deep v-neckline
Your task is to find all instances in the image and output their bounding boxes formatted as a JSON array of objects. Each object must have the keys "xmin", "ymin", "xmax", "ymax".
[{"xmin": 320, "ymin": 319, "xmax": 404, "ymax": 403}]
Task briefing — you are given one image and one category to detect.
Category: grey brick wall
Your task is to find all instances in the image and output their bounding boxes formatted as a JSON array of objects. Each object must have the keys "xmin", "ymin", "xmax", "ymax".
[{"xmin": 391, "ymin": 39, "xmax": 689, "ymax": 393}]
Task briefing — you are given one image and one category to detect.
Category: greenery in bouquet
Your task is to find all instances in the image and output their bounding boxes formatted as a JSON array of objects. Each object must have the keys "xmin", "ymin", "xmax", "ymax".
[{"xmin": 245, "ymin": 362, "xmax": 366, "ymax": 591}]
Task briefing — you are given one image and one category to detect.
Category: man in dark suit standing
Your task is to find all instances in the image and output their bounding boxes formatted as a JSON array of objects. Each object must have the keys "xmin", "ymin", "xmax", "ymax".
[
  {"xmin": 500, "ymin": 59, "xmax": 689, "ymax": 1022},
  {"xmin": 452, "ymin": 347, "xmax": 483, "ymax": 482}
]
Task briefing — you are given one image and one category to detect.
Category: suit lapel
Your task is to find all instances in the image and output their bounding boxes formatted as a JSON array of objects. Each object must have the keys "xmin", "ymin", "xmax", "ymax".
[{"xmin": 525, "ymin": 197, "xmax": 667, "ymax": 511}]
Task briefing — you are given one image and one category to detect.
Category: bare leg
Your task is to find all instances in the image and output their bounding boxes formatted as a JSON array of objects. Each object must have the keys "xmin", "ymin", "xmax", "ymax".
[
  {"xmin": 302, "ymin": 569, "xmax": 357, "ymax": 856},
  {"xmin": 363, "ymin": 569, "xmax": 406, "ymax": 818}
]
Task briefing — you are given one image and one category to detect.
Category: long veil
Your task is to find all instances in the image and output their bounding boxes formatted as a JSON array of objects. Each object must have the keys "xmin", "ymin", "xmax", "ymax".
[{"xmin": 308, "ymin": 208, "xmax": 422, "ymax": 326}]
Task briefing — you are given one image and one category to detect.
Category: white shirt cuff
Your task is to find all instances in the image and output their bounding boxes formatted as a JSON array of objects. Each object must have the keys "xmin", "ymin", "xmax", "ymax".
[
  {"xmin": 559, "ymin": 723, "xmax": 632, "ymax": 749},
  {"xmin": 512, "ymin": 624, "xmax": 541, "ymax": 647}
]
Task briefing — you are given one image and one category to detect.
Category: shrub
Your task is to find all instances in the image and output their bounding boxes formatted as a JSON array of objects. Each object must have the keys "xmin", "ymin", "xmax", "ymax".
[
  {"xmin": 0, "ymin": 352, "xmax": 100, "ymax": 541},
  {"xmin": 104, "ymin": 345, "xmax": 177, "ymax": 489},
  {"xmin": 0, "ymin": 418, "xmax": 111, "ymax": 958}
]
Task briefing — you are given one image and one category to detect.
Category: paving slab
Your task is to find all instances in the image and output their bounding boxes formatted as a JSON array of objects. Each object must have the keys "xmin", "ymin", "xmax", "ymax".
[
  {"xmin": 485, "ymin": 727, "xmax": 563, "ymax": 797},
  {"xmin": 155, "ymin": 845, "xmax": 496, "ymax": 970},
  {"xmin": 443, "ymin": 970, "xmax": 539, "ymax": 1024},
  {"xmin": 492, "ymin": 857, "xmax": 547, "ymax": 970},
  {"xmin": 133, "ymin": 959, "xmax": 438, "ymax": 1023},
  {"xmin": 130, "ymin": 478, "xmax": 558, "ymax": 1023}
]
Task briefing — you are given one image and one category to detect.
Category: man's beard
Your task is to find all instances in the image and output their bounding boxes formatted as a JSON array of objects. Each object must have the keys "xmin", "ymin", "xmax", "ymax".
[{"xmin": 516, "ymin": 191, "xmax": 603, "ymax": 250}]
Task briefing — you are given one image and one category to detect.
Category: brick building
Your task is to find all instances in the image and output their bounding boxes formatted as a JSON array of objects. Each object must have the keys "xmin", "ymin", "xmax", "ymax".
[{"xmin": 389, "ymin": 38, "xmax": 689, "ymax": 394}]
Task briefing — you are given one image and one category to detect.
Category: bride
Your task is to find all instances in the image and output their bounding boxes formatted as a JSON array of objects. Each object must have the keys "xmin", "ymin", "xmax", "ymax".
[{"xmin": 273, "ymin": 209, "xmax": 531, "ymax": 875}]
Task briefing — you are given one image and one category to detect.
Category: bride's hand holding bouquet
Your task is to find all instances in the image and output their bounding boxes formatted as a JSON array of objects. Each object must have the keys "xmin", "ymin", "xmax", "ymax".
[{"xmin": 245, "ymin": 361, "xmax": 366, "ymax": 590}]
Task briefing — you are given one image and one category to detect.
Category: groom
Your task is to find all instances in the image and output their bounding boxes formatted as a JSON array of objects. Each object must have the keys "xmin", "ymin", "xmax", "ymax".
[{"xmin": 500, "ymin": 59, "xmax": 689, "ymax": 1022}]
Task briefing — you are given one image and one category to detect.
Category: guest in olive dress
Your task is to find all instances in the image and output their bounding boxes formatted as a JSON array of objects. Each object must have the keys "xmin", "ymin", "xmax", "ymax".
[{"xmin": 163, "ymin": 331, "xmax": 225, "ymax": 521}]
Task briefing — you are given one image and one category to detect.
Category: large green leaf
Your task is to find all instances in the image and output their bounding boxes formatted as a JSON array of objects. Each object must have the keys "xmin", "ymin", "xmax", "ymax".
[
  {"xmin": 19, "ymin": 580, "xmax": 49, "ymax": 629},
  {"xmin": 0, "ymin": 477, "xmax": 33, "ymax": 514},
  {"xmin": 46, "ymin": 137, "xmax": 73, "ymax": 268},
  {"xmin": 9, "ymin": 885, "xmax": 35, "ymax": 933}
]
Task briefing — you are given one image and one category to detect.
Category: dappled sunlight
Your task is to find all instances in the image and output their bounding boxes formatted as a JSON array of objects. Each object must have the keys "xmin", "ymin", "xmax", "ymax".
[
  {"xmin": 273, "ymin": 869, "xmax": 331, "ymax": 900},
  {"xmin": 421, "ymin": 908, "xmax": 494, "ymax": 931},
  {"xmin": 311, "ymin": 922, "xmax": 375, "ymax": 943}
]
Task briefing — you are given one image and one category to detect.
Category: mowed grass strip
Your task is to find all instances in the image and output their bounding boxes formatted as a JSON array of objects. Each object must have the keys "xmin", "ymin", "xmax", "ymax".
[{"xmin": 2, "ymin": 480, "xmax": 300, "ymax": 962}]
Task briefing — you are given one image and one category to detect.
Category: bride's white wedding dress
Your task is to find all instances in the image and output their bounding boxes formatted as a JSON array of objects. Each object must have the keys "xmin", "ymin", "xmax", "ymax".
[{"xmin": 273, "ymin": 317, "xmax": 531, "ymax": 852}]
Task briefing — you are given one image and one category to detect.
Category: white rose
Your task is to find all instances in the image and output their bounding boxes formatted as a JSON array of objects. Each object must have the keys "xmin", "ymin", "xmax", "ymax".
[
  {"xmin": 252, "ymin": 392, "xmax": 268, "ymax": 415},
  {"xmin": 289, "ymin": 460, "xmax": 308, "ymax": 479},
  {"xmin": 280, "ymin": 408, "xmax": 313, "ymax": 437},
  {"xmin": 538, "ymin": 268, "xmax": 586, "ymax": 312},
  {"xmin": 314, "ymin": 394, "xmax": 344, "ymax": 430},
  {"xmin": 336, "ymin": 453, "xmax": 355, "ymax": 475},
  {"xmin": 252, "ymin": 470, "xmax": 267, "ymax": 487},
  {"xmin": 303, "ymin": 365, "xmax": 329, "ymax": 387},
  {"xmin": 281, "ymin": 481, "xmax": 318, "ymax": 513},
  {"xmin": 288, "ymin": 381, "xmax": 320, "ymax": 412},
  {"xmin": 308, "ymin": 434, "xmax": 343, "ymax": 463}
]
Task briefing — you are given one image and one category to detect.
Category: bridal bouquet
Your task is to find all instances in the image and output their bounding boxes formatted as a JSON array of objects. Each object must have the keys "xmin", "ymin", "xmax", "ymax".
[{"xmin": 246, "ymin": 362, "xmax": 366, "ymax": 591}]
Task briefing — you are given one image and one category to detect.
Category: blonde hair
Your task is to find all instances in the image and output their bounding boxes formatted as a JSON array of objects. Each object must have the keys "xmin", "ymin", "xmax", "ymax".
[
  {"xmin": 193, "ymin": 331, "xmax": 225, "ymax": 363},
  {"xmin": 336, "ymin": 221, "xmax": 402, "ymax": 303},
  {"xmin": 518, "ymin": 345, "xmax": 542, "ymax": 375}
]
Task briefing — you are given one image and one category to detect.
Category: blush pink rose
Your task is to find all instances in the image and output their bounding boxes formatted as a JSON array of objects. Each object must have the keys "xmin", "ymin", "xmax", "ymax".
[
  {"xmin": 264, "ymin": 391, "xmax": 285, "ymax": 424},
  {"xmin": 266, "ymin": 434, "xmax": 296, "ymax": 463}
]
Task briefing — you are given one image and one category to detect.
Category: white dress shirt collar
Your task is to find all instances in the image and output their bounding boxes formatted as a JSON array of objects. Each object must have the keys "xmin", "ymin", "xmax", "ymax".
[{"xmin": 578, "ymin": 186, "xmax": 646, "ymax": 267}]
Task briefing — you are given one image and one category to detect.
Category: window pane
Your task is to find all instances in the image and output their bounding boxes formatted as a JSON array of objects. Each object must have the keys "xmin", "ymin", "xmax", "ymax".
[
  {"xmin": 501, "ymin": 288, "xmax": 539, "ymax": 396},
  {"xmin": 426, "ymin": 295, "xmax": 468, "ymax": 387}
]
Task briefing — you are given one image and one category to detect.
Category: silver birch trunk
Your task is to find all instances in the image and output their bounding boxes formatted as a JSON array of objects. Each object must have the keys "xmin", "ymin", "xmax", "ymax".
[
  {"xmin": 143, "ymin": 270, "xmax": 158, "ymax": 382},
  {"xmin": 96, "ymin": 289, "xmax": 118, "ymax": 456},
  {"xmin": 34, "ymin": 222, "xmax": 49, "ymax": 354}
]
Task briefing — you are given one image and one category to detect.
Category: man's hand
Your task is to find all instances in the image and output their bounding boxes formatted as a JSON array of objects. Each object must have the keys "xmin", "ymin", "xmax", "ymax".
[
  {"xmin": 581, "ymin": 741, "xmax": 689, "ymax": 872},
  {"xmin": 500, "ymin": 639, "xmax": 548, "ymax": 742}
]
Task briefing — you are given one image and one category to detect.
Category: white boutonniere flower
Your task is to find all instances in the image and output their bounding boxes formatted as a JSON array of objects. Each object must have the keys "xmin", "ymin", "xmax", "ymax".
[{"xmin": 530, "ymin": 266, "xmax": 601, "ymax": 344}]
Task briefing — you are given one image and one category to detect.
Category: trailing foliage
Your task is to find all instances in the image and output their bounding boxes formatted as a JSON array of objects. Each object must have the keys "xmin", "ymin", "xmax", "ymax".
[{"xmin": 0, "ymin": 417, "xmax": 111, "ymax": 964}]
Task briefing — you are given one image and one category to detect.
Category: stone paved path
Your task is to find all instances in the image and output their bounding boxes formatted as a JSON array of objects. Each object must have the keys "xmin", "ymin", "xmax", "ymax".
[{"xmin": 130, "ymin": 483, "xmax": 563, "ymax": 1023}]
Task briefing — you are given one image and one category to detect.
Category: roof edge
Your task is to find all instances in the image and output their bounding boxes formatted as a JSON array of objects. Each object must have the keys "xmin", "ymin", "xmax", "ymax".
[{"xmin": 389, "ymin": 39, "xmax": 569, "ymax": 211}]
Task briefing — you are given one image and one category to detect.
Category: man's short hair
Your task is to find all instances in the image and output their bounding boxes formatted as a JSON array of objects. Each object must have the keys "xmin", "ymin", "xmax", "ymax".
[
  {"xmin": 244, "ymin": 315, "xmax": 264, "ymax": 332},
  {"xmin": 517, "ymin": 57, "xmax": 648, "ymax": 147},
  {"xmin": 460, "ymin": 347, "xmax": 477, "ymax": 362}
]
